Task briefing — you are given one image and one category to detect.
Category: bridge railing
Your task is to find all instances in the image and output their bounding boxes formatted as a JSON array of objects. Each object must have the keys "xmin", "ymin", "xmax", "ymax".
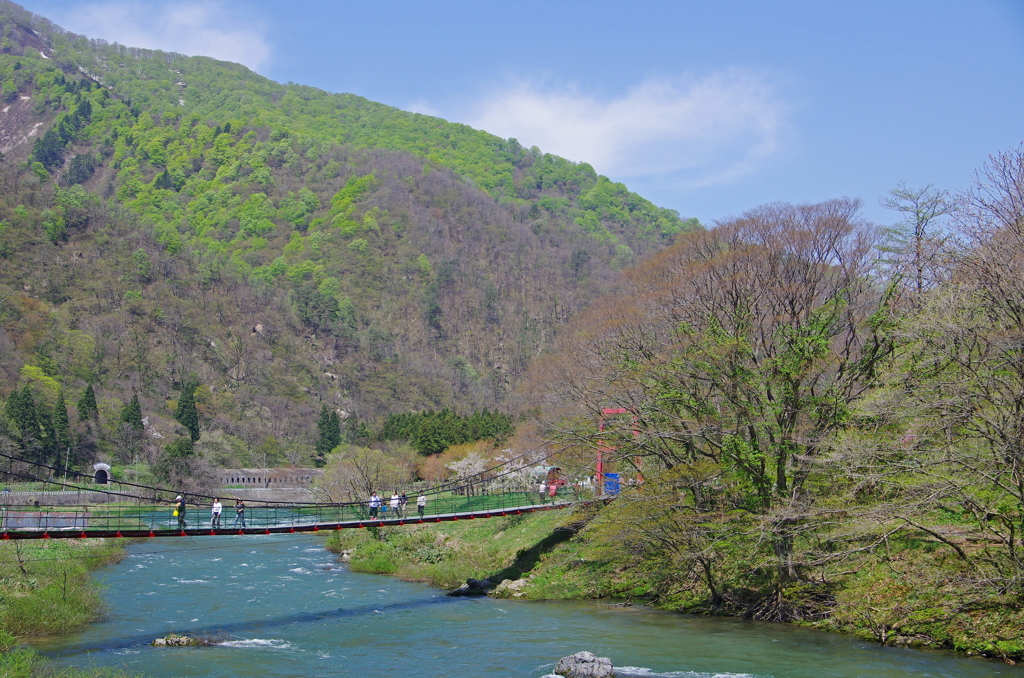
[{"xmin": 0, "ymin": 488, "xmax": 575, "ymax": 534}]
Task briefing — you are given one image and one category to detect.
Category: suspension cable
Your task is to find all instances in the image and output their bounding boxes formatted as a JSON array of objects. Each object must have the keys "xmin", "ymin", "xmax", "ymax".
[{"xmin": 0, "ymin": 442, "xmax": 570, "ymax": 507}]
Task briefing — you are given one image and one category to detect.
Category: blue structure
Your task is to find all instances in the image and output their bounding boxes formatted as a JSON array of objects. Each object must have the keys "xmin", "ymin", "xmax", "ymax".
[{"xmin": 603, "ymin": 473, "xmax": 621, "ymax": 495}]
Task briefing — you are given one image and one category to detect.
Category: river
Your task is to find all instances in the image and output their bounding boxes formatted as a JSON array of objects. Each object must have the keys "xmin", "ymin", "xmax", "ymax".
[{"xmin": 33, "ymin": 534, "xmax": 1023, "ymax": 677}]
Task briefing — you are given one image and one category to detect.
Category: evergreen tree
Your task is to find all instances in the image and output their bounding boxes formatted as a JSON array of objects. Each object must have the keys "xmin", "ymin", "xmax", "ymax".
[
  {"xmin": 30, "ymin": 127, "xmax": 64, "ymax": 171},
  {"xmin": 77, "ymin": 383, "xmax": 98, "ymax": 422},
  {"xmin": 34, "ymin": 401, "xmax": 57, "ymax": 467},
  {"xmin": 116, "ymin": 392, "xmax": 146, "ymax": 464},
  {"xmin": 63, "ymin": 153, "xmax": 95, "ymax": 185},
  {"xmin": 7, "ymin": 384, "xmax": 38, "ymax": 441},
  {"xmin": 344, "ymin": 414, "xmax": 370, "ymax": 444},
  {"xmin": 175, "ymin": 380, "xmax": 200, "ymax": 442},
  {"xmin": 410, "ymin": 413, "xmax": 452, "ymax": 456},
  {"xmin": 53, "ymin": 389, "xmax": 71, "ymax": 457},
  {"xmin": 315, "ymin": 404, "xmax": 341, "ymax": 463},
  {"xmin": 154, "ymin": 168, "xmax": 173, "ymax": 190},
  {"xmin": 120, "ymin": 393, "xmax": 144, "ymax": 431}
]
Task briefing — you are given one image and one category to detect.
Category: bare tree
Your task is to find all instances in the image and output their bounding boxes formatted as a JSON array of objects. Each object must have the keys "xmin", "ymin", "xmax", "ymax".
[
  {"xmin": 535, "ymin": 199, "xmax": 888, "ymax": 584},
  {"xmin": 313, "ymin": 444, "xmax": 414, "ymax": 502}
]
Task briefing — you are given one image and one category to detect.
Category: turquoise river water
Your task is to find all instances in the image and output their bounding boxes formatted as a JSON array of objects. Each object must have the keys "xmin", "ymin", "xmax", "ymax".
[{"xmin": 32, "ymin": 534, "xmax": 1024, "ymax": 677}]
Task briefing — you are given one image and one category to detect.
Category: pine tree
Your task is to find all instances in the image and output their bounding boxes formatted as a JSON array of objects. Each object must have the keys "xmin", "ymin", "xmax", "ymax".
[
  {"xmin": 154, "ymin": 169, "xmax": 173, "ymax": 190},
  {"xmin": 77, "ymin": 383, "xmax": 98, "ymax": 422},
  {"xmin": 7, "ymin": 385, "xmax": 38, "ymax": 441},
  {"xmin": 175, "ymin": 380, "xmax": 200, "ymax": 442},
  {"xmin": 315, "ymin": 404, "xmax": 341, "ymax": 463},
  {"xmin": 53, "ymin": 390, "xmax": 71, "ymax": 457},
  {"xmin": 344, "ymin": 414, "xmax": 370, "ymax": 444},
  {"xmin": 120, "ymin": 393, "xmax": 144, "ymax": 431}
]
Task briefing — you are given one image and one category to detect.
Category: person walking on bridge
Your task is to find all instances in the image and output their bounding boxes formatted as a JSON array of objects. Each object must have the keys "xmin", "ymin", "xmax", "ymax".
[
  {"xmin": 233, "ymin": 498, "xmax": 246, "ymax": 528},
  {"xmin": 389, "ymin": 492, "xmax": 400, "ymax": 518},
  {"xmin": 417, "ymin": 492, "xmax": 427, "ymax": 518},
  {"xmin": 368, "ymin": 491, "xmax": 381, "ymax": 519},
  {"xmin": 211, "ymin": 498, "xmax": 223, "ymax": 529},
  {"xmin": 174, "ymin": 495, "xmax": 187, "ymax": 529}
]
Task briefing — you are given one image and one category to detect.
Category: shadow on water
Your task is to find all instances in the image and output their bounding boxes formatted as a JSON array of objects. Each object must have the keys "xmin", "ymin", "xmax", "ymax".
[{"xmin": 46, "ymin": 595, "xmax": 461, "ymax": 657}]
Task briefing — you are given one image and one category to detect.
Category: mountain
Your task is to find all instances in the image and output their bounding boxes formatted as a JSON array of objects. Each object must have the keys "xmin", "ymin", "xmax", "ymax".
[{"xmin": 0, "ymin": 0, "xmax": 699, "ymax": 470}]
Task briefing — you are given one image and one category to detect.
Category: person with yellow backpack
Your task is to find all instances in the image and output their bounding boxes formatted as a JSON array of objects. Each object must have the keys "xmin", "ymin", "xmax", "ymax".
[{"xmin": 174, "ymin": 495, "xmax": 187, "ymax": 529}]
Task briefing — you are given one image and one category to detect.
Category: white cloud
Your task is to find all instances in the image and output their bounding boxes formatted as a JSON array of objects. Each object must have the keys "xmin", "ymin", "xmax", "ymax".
[
  {"xmin": 466, "ymin": 70, "xmax": 791, "ymax": 190},
  {"xmin": 60, "ymin": 1, "xmax": 270, "ymax": 72}
]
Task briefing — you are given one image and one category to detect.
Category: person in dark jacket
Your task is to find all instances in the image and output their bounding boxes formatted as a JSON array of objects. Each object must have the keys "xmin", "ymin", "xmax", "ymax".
[
  {"xmin": 175, "ymin": 495, "xmax": 187, "ymax": 529},
  {"xmin": 233, "ymin": 498, "xmax": 246, "ymax": 528}
]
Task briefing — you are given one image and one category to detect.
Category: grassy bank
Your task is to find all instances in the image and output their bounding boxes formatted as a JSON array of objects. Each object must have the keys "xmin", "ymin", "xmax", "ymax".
[
  {"xmin": 0, "ymin": 538, "xmax": 138, "ymax": 678},
  {"xmin": 326, "ymin": 503, "xmax": 1024, "ymax": 663},
  {"xmin": 324, "ymin": 510, "xmax": 577, "ymax": 590}
]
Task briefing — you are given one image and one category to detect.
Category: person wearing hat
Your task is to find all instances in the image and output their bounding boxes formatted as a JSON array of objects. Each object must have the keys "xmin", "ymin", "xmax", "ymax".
[{"xmin": 174, "ymin": 495, "xmax": 187, "ymax": 529}]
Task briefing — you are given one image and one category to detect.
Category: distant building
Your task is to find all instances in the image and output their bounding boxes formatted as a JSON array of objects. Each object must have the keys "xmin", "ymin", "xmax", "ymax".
[{"xmin": 216, "ymin": 468, "xmax": 322, "ymax": 489}]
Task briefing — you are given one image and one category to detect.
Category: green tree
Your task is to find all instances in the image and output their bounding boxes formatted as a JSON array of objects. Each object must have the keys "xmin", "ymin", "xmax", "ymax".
[
  {"xmin": 77, "ymin": 383, "xmax": 98, "ymax": 422},
  {"xmin": 410, "ymin": 413, "xmax": 455, "ymax": 456},
  {"xmin": 153, "ymin": 436, "xmax": 195, "ymax": 485},
  {"xmin": 154, "ymin": 169, "xmax": 173, "ymax": 190},
  {"xmin": 5, "ymin": 385, "xmax": 36, "ymax": 439},
  {"xmin": 53, "ymin": 389, "xmax": 71, "ymax": 458},
  {"xmin": 315, "ymin": 404, "xmax": 341, "ymax": 465},
  {"xmin": 119, "ymin": 393, "xmax": 144, "ymax": 432},
  {"xmin": 30, "ymin": 127, "xmax": 63, "ymax": 171},
  {"xmin": 175, "ymin": 379, "xmax": 200, "ymax": 442},
  {"xmin": 63, "ymin": 153, "xmax": 95, "ymax": 185},
  {"xmin": 33, "ymin": 400, "xmax": 57, "ymax": 467}
]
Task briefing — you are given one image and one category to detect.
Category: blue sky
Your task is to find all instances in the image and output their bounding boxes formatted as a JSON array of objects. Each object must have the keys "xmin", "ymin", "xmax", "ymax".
[{"xmin": 18, "ymin": 0, "xmax": 1024, "ymax": 226}]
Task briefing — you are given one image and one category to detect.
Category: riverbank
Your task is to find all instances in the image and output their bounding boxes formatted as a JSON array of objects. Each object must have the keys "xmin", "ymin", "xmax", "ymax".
[
  {"xmin": 326, "ymin": 503, "xmax": 1024, "ymax": 664},
  {"xmin": 0, "ymin": 538, "xmax": 137, "ymax": 677}
]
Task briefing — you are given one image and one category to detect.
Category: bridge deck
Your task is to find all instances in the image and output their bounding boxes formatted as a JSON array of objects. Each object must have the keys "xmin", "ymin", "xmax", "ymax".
[{"xmin": 0, "ymin": 500, "xmax": 573, "ymax": 540}]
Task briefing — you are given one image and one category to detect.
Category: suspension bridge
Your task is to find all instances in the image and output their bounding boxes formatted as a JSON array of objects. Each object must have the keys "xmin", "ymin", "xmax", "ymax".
[{"xmin": 0, "ymin": 451, "xmax": 578, "ymax": 540}]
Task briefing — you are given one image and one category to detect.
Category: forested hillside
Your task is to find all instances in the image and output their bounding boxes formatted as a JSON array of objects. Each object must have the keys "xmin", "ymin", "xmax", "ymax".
[{"xmin": 0, "ymin": 0, "xmax": 698, "ymax": 475}]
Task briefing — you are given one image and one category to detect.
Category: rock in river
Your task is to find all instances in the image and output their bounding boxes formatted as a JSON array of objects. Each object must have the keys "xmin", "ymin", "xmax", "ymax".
[
  {"xmin": 554, "ymin": 651, "xmax": 615, "ymax": 677},
  {"xmin": 152, "ymin": 634, "xmax": 203, "ymax": 647},
  {"xmin": 447, "ymin": 577, "xmax": 496, "ymax": 597}
]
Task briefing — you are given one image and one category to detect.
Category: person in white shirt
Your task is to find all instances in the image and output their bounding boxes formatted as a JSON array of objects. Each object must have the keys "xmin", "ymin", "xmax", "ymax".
[
  {"xmin": 368, "ymin": 491, "xmax": 382, "ymax": 519},
  {"xmin": 389, "ymin": 492, "xmax": 400, "ymax": 518},
  {"xmin": 211, "ymin": 498, "xmax": 223, "ymax": 529},
  {"xmin": 417, "ymin": 492, "xmax": 427, "ymax": 518}
]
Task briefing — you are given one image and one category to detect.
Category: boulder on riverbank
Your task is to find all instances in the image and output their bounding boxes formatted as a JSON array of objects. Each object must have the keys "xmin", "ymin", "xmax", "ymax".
[
  {"xmin": 447, "ymin": 577, "xmax": 496, "ymax": 596},
  {"xmin": 491, "ymin": 577, "xmax": 529, "ymax": 598},
  {"xmin": 152, "ymin": 634, "xmax": 204, "ymax": 647},
  {"xmin": 554, "ymin": 651, "xmax": 615, "ymax": 677}
]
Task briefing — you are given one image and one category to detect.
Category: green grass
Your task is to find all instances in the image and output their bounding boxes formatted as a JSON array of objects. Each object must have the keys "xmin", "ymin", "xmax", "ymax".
[
  {"xmin": 0, "ymin": 648, "xmax": 138, "ymax": 678},
  {"xmin": 325, "ymin": 510, "xmax": 569, "ymax": 589},
  {"xmin": 0, "ymin": 538, "xmax": 138, "ymax": 676}
]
